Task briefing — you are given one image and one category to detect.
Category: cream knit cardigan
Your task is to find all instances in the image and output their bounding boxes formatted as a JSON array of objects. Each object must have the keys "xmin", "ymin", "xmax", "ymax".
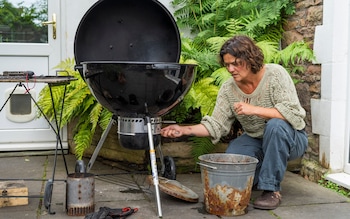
[{"xmin": 201, "ymin": 63, "xmax": 306, "ymax": 144}]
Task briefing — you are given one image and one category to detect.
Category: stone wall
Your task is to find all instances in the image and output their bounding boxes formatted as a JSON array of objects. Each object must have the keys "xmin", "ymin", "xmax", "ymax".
[
  {"xmin": 282, "ymin": 0, "xmax": 327, "ymax": 182},
  {"xmin": 68, "ymin": 122, "xmax": 228, "ymax": 173}
]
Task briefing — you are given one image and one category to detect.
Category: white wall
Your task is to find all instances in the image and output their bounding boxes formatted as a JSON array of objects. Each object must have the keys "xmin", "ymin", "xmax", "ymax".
[
  {"xmin": 312, "ymin": 0, "xmax": 350, "ymax": 175},
  {"xmin": 61, "ymin": 0, "xmax": 98, "ymax": 60}
]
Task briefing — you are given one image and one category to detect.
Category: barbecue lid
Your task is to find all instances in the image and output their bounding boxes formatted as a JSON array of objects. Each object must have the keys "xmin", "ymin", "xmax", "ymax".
[
  {"xmin": 148, "ymin": 176, "xmax": 199, "ymax": 202},
  {"xmin": 74, "ymin": 0, "xmax": 181, "ymax": 64}
]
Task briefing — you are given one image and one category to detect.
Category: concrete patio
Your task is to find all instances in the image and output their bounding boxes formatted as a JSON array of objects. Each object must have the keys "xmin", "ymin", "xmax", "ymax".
[{"xmin": 0, "ymin": 153, "xmax": 349, "ymax": 219}]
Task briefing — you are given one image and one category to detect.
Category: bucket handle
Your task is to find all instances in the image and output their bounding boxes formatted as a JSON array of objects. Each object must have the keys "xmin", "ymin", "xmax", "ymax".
[{"xmin": 197, "ymin": 162, "xmax": 217, "ymax": 169}]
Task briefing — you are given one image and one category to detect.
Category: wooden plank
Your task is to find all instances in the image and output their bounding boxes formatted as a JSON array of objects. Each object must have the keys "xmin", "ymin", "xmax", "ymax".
[{"xmin": 0, "ymin": 181, "xmax": 28, "ymax": 208}]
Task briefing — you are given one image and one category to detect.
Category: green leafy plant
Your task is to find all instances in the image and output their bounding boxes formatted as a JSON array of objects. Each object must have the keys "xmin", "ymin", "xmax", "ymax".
[
  {"xmin": 0, "ymin": 0, "xmax": 48, "ymax": 43},
  {"xmin": 318, "ymin": 175, "xmax": 350, "ymax": 198},
  {"xmin": 172, "ymin": 0, "xmax": 295, "ymax": 48},
  {"xmin": 165, "ymin": 0, "xmax": 315, "ymax": 159},
  {"xmin": 37, "ymin": 58, "xmax": 112, "ymax": 159}
]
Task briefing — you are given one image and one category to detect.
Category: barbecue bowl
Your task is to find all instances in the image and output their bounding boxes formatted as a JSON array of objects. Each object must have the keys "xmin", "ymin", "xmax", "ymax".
[{"xmin": 81, "ymin": 61, "xmax": 196, "ymax": 117}]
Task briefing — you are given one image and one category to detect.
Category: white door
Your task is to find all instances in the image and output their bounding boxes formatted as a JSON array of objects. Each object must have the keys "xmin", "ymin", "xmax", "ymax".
[
  {"xmin": 346, "ymin": 134, "xmax": 350, "ymax": 174},
  {"xmin": 346, "ymin": 27, "xmax": 350, "ymax": 175},
  {"xmin": 0, "ymin": 0, "xmax": 65, "ymax": 151}
]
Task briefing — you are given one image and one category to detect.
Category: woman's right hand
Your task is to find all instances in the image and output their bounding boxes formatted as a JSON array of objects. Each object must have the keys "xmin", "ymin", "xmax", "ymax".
[{"xmin": 160, "ymin": 124, "xmax": 183, "ymax": 138}]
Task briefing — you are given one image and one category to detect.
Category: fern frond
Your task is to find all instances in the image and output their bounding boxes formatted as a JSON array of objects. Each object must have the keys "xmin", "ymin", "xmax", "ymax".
[
  {"xmin": 73, "ymin": 114, "xmax": 94, "ymax": 159},
  {"xmin": 61, "ymin": 88, "xmax": 92, "ymax": 123},
  {"xmin": 99, "ymin": 108, "xmax": 113, "ymax": 129},
  {"xmin": 256, "ymin": 40, "xmax": 279, "ymax": 63},
  {"xmin": 181, "ymin": 87, "xmax": 197, "ymax": 110},
  {"xmin": 274, "ymin": 41, "xmax": 315, "ymax": 73},
  {"xmin": 224, "ymin": 18, "xmax": 245, "ymax": 36},
  {"xmin": 73, "ymin": 129, "xmax": 93, "ymax": 160},
  {"xmin": 211, "ymin": 67, "xmax": 231, "ymax": 86},
  {"xmin": 192, "ymin": 78, "xmax": 219, "ymax": 116},
  {"xmin": 190, "ymin": 137, "xmax": 215, "ymax": 162},
  {"xmin": 206, "ymin": 36, "xmax": 230, "ymax": 53},
  {"xmin": 90, "ymin": 103, "xmax": 103, "ymax": 133}
]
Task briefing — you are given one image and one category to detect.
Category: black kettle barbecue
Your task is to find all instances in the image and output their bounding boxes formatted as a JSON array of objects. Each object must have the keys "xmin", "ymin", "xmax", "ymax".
[{"xmin": 74, "ymin": 0, "xmax": 196, "ymax": 217}]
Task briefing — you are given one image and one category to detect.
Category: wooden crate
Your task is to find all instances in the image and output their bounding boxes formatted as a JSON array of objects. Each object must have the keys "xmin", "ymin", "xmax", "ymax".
[{"xmin": 0, "ymin": 181, "xmax": 28, "ymax": 208}]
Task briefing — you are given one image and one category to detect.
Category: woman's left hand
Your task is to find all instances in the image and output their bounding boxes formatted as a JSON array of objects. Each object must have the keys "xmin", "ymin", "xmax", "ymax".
[{"xmin": 234, "ymin": 101, "xmax": 255, "ymax": 115}]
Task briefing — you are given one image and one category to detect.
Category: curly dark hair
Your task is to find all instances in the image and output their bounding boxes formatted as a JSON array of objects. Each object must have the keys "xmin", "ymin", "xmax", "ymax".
[{"xmin": 219, "ymin": 35, "xmax": 264, "ymax": 74}]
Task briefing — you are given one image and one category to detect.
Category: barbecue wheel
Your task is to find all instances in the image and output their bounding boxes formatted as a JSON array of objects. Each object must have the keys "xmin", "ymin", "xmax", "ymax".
[{"xmin": 163, "ymin": 156, "xmax": 176, "ymax": 180}]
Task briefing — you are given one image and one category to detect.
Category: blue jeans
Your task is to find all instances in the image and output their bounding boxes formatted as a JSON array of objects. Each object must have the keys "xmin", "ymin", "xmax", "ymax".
[{"xmin": 225, "ymin": 118, "xmax": 308, "ymax": 191}]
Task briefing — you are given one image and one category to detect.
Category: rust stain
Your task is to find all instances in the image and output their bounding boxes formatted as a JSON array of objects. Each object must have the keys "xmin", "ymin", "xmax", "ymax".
[
  {"xmin": 320, "ymin": 152, "xmax": 329, "ymax": 169},
  {"xmin": 202, "ymin": 168, "xmax": 253, "ymax": 216},
  {"xmin": 163, "ymin": 182, "xmax": 185, "ymax": 192}
]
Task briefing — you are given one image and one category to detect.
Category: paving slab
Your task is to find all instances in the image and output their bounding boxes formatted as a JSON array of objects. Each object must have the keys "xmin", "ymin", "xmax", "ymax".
[
  {"xmin": 0, "ymin": 154, "xmax": 349, "ymax": 219},
  {"xmin": 273, "ymin": 203, "xmax": 350, "ymax": 219}
]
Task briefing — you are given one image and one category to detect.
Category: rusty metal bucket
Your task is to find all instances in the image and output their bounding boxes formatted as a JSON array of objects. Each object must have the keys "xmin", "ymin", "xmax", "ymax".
[
  {"xmin": 66, "ymin": 161, "xmax": 95, "ymax": 216},
  {"xmin": 198, "ymin": 153, "xmax": 258, "ymax": 216}
]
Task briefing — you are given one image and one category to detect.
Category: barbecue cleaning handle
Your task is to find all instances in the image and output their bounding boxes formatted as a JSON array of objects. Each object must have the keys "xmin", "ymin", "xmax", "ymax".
[{"xmin": 148, "ymin": 64, "xmax": 181, "ymax": 70}]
